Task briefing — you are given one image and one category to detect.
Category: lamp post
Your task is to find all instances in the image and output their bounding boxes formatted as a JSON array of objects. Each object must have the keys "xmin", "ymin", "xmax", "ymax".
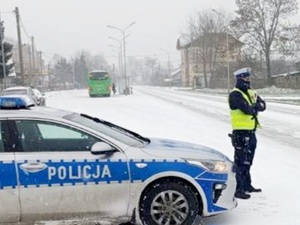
[
  {"xmin": 109, "ymin": 44, "xmax": 123, "ymax": 74},
  {"xmin": 212, "ymin": 9, "xmax": 230, "ymax": 93},
  {"xmin": 226, "ymin": 32, "xmax": 230, "ymax": 94},
  {"xmin": 0, "ymin": 11, "xmax": 7, "ymax": 89},
  {"xmin": 160, "ymin": 48, "xmax": 171, "ymax": 88},
  {"xmin": 109, "ymin": 43, "xmax": 123, "ymax": 94},
  {"xmin": 72, "ymin": 63, "xmax": 76, "ymax": 89},
  {"xmin": 107, "ymin": 22, "xmax": 136, "ymax": 95},
  {"xmin": 108, "ymin": 36, "xmax": 123, "ymax": 78}
]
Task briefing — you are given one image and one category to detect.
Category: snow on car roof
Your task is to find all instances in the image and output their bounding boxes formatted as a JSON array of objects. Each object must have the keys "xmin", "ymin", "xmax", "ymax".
[
  {"xmin": 0, "ymin": 104, "xmax": 74, "ymax": 118},
  {"xmin": 3, "ymin": 86, "xmax": 30, "ymax": 90}
]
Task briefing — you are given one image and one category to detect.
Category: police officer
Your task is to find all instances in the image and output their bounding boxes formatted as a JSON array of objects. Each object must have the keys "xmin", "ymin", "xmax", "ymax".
[{"xmin": 229, "ymin": 67, "xmax": 266, "ymax": 199}]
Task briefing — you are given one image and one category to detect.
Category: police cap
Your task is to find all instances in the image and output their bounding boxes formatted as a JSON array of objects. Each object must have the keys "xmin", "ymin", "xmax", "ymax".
[{"xmin": 233, "ymin": 67, "xmax": 252, "ymax": 79}]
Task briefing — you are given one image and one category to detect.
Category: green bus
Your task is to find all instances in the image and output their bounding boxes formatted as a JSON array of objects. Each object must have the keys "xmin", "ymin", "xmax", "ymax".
[{"xmin": 87, "ymin": 70, "xmax": 112, "ymax": 97}]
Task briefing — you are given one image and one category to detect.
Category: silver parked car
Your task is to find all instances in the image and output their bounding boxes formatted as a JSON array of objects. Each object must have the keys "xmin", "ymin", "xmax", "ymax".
[
  {"xmin": 1, "ymin": 86, "xmax": 38, "ymax": 105},
  {"xmin": 0, "ymin": 96, "xmax": 237, "ymax": 225},
  {"xmin": 32, "ymin": 88, "xmax": 46, "ymax": 106}
]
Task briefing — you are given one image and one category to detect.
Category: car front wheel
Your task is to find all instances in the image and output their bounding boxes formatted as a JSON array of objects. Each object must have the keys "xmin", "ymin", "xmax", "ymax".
[{"xmin": 139, "ymin": 181, "xmax": 200, "ymax": 225}]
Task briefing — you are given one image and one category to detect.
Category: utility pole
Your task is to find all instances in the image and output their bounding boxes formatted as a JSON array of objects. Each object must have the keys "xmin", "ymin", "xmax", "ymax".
[
  {"xmin": 28, "ymin": 46, "xmax": 32, "ymax": 76},
  {"xmin": 107, "ymin": 22, "xmax": 136, "ymax": 95},
  {"xmin": 0, "ymin": 11, "xmax": 7, "ymax": 89},
  {"xmin": 31, "ymin": 36, "xmax": 35, "ymax": 76},
  {"xmin": 226, "ymin": 32, "xmax": 230, "ymax": 94},
  {"xmin": 15, "ymin": 7, "xmax": 25, "ymax": 85},
  {"xmin": 72, "ymin": 61, "xmax": 75, "ymax": 89},
  {"xmin": 39, "ymin": 51, "xmax": 42, "ymax": 75}
]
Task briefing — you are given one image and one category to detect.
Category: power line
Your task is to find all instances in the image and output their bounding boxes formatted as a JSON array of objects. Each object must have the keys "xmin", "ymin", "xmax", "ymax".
[{"xmin": 19, "ymin": 18, "xmax": 31, "ymax": 40}]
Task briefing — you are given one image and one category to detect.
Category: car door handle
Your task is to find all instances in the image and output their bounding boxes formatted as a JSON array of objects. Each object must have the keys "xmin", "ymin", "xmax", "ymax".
[
  {"xmin": 20, "ymin": 162, "xmax": 48, "ymax": 173},
  {"xmin": 135, "ymin": 163, "xmax": 148, "ymax": 168}
]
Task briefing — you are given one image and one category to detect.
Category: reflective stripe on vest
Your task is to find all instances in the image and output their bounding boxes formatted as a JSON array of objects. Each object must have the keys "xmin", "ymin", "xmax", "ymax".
[{"xmin": 230, "ymin": 88, "xmax": 259, "ymax": 130}]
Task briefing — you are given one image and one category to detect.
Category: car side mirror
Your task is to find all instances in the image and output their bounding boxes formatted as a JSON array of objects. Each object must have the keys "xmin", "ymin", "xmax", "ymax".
[{"xmin": 91, "ymin": 142, "xmax": 117, "ymax": 155}]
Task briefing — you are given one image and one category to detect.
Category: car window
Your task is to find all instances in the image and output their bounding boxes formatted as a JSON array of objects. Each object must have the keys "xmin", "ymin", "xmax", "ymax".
[
  {"xmin": 28, "ymin": 89, "xmax": 35, "ymax": 96},
  {"xmin": 33, "ymin": 89, "xmax": 42, "ymax": 97},
  {"xmin": 15, "ymin": 120, "xmax": 101, "ymax": 152},
  {"xmin": 0, "ymin": 120, "xmax": 22, "ymax": 152},
  {"xmin": 27, "ymin": 89, "xmax": 36, "ymax": 99},
  {"xmin": 37, "ymin": 123, "xmax": 85, "ymax": 139},
  {"xmin": 0, "ymin": 121, "xmax": 4, "ymax": 152},
  {"xmin": 2, "ymin": 89, "xmax": 27, "ymax": 95}
]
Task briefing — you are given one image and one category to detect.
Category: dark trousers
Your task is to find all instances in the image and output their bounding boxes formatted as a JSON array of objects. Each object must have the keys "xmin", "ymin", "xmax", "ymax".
[{"xmin": 232, "ymin": 130, "xmax": 257, "ymax": 192}]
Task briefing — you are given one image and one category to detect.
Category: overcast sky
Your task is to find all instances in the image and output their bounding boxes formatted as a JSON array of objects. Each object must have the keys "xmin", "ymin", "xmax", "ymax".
[{"xmin": 1, "ymin": 0, "xmax": 299, "ymax": 68}]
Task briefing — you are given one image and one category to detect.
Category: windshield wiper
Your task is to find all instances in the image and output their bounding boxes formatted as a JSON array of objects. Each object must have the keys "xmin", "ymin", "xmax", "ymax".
[{"xmin": 81, "ymin": 114, "xmax": 150, "ymax": 143}]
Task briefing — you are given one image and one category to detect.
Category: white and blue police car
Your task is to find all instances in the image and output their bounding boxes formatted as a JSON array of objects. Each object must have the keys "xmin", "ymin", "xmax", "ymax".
[{"xmin": 0, "ymin": 96, "xmax": 237, "ymax": 225}]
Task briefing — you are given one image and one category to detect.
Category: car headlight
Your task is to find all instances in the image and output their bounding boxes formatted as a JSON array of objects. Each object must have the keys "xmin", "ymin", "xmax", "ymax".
[{"xmin": 184, "ymin": 159, "xmax": 229, "ymax": 173}]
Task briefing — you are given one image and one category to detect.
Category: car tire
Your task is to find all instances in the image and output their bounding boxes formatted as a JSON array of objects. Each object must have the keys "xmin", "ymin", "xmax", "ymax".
[{"xmin": 139, "ymin": 181, "xmax": 199, "ymax": 225}]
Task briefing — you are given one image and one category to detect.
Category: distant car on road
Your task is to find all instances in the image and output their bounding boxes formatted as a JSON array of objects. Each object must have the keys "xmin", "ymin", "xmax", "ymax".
[
  {"xmin": 1, "ymin": 86, "xmax": 38, "ymax": 105},
  {"xmin": 0, "ymin": 96, "xmax": 237, "ymax": 225},
  {"xmin": 32, "ymin": 88, "xmax": 46, "ymax": 106}
]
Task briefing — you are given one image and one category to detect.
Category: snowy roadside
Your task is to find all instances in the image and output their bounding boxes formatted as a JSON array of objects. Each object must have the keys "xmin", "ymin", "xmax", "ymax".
[
  {"xmin": 23, "ymin": 86, "xmax": 300, "ymax": 225},
  {"xmin": 171, "ymin": 85, "xmax": 300, "ymax": 105}
]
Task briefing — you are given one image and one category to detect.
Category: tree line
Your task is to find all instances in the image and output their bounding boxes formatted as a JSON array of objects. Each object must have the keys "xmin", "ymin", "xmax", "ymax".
[
  {"xmin": 1, "ymin": 0, "xmax": 300, "ymax": 89},
  {"xmin": 180, "ymin": 0, "xmax": 300, "ymax": 88}
]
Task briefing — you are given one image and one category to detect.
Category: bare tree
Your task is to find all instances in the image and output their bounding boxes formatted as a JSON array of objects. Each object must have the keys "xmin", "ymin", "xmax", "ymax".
[
  {"xmin": 273, "ymin": 23, "xmax": 300, "ymax": 63},
  {"xmin": 75, "ymin": 50, "xmax": 109, "ymax": 72},
  {"xmin": 127, "ymin": 56, "xmax": 143, "ymax": 85},
  {"xmin": 181, "ymin": 9, "xmax": 232, "ymax": 88},
  {"xmin": 231, "ymin": 0, "xmax": 299, "ymax": 85},
  {"xmin": 73, "ymin": 53, "xmax": 89, "ymax": 88},
  {"xmin": 143, "ymin": 57, "xmax": 161, "ymax": 85},
  {"xmin": 52, "ymin": 57, "xmax": 72, "ymax": 89}
]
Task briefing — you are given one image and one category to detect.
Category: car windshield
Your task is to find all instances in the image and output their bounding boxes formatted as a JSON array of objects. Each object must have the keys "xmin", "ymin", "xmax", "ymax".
[
  {"xmin": 89, "ymin": 71, "xmax": 109, "ymax": 80},
  {"xmin": 33, "ymin": 89, "xmax": 42, "ymax": 97},
  {"xmin": 2, "ymin": 89, "xmax": 27, "ymax": 95},
  {"xmin": 64, "ymin": 113, "xmax": 150, "ymax": 147}
]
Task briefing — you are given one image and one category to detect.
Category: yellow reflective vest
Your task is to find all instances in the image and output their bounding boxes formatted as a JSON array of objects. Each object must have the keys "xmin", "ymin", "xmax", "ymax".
[{"xmin": 230, "ymin": 88, "xmax": 261, "ymax": 130}]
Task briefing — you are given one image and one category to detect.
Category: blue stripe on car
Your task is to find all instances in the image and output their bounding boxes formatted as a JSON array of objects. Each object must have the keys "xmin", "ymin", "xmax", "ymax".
[{"xmin": 0, "ymin": 159, "xmax": 227, "ymax": 213}]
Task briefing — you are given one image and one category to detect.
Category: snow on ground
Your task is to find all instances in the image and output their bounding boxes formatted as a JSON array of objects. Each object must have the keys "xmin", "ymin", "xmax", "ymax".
[{"xmin": 40, "ymin": 85, "xmax": 300, "ymax": 225}]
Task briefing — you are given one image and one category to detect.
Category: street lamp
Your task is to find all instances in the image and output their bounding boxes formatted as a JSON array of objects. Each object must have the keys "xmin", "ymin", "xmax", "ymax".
[
  {"xmin": 108, "ymin": 43, "xmax": 123, "ymax": 94},
  {"xmin": 108, "ymin": 36, "xmax": 123, "ymax": 78},
  {"xmin": 212, "ymin": 9, "xmax": 230, "ymax": 93},
  {"xmin": 108, "ymin": 43, "xmax": 123, "ymax": 74},
  {"xmin": 107, "ymin": 22, "xmax": 136, "ymax": 95},
  {"xmin": 0, "ymin": 11, "xmax": 7, "ymax": 89},
  {"xmin": 160, "ymin": 48, "xmax": 171, "ymax": 88},
  {"xmin": 225, "ymin": 32, "xmax": 230, "ymax": 94}
]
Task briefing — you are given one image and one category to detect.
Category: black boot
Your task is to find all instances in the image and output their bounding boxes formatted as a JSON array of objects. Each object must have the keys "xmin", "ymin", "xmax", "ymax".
[
  {"xmin": 246, "ymin": 186, "xmax": 262, "ymax": 193},
  {"xmin": 235, "ymin": 190, "xmax": 251, "ymax": 199}
]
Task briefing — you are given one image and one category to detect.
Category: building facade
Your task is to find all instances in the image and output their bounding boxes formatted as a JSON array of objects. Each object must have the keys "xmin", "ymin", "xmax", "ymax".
[{"xmin": 177, "ymin": 33, "xmax": 243, "ymax": 89}]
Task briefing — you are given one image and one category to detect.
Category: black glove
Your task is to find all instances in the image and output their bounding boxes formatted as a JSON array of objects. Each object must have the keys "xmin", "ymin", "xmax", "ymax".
[
  {"xmin": 254, "ymin": 101, "xmax": 265, "ymax": 111},
  {"xmin": 251, "ymin": 105, "xmax": 257, "ymax": 115},
  {"xmin": 255, "ymin": 96, "xmax": 266, "ymax": 112}
]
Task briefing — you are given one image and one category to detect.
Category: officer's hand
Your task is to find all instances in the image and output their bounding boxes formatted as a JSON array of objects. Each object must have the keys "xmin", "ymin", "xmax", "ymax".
[{"xmin": 255, "ymin": 101, "xmax": 265, "ymax": 111}]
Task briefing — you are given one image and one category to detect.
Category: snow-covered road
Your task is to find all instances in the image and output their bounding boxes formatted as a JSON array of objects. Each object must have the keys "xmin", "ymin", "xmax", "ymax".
[
  {"xmin": 40, "ymin": 86, "xmax": 300, "ymax": 225},
  {"xmin": 137, "ymin": 86, "xmax": 300, "ymax": 149}
]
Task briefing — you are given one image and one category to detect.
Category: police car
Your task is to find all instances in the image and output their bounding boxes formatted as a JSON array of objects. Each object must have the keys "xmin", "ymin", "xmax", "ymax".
[
  {"xmin": 0, "ymin": 96, "xmax": 237, "ymax": 225},
  {"xmin": 1, "ymin": 86, "xmax": 39, "ymax": 105}
]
